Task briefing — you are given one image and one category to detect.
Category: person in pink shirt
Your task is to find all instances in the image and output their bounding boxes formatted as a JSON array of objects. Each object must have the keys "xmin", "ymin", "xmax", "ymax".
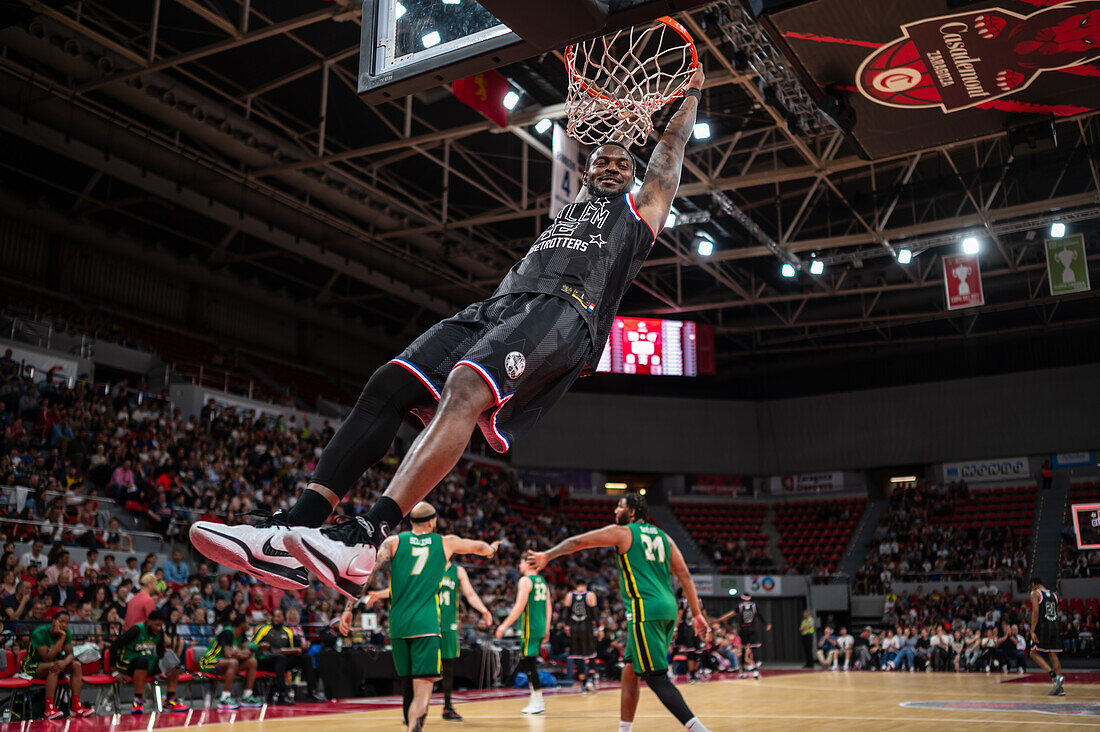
[{"xmin": 123, "ymin": 572, "xmax": 157, "ymax": 630}]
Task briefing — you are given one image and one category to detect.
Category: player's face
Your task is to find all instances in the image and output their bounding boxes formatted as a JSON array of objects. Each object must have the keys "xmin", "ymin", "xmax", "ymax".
[
  {"xmin": 584, "ymin": 146, "xmax": 634, "ymax": 198},
  {"xmin": 614, "ymin": 499, "xmax": 633, "ymax": 525}
]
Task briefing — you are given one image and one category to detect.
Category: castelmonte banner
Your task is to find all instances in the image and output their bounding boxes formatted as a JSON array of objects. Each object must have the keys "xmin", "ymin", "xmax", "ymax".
[
  {"xmin": 766, "ymin": 471, "xmax": 845, "ymax": 494},
  {"xmin": 943, "ymin": 253, "xmax": 984, "ymax": 310},
  {"xmin": 943, "ymin": 456, "xmax": 1030, "ymax": 483},
  {"xmin": 757, "ymin": 1, "xmax": 1100, "ymax": 158}
]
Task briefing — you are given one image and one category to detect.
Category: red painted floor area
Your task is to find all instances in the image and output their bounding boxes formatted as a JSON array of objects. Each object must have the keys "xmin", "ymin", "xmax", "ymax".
[{"xmin": 0, "ymin": 670, "xmax": 807, "ymax": 732}]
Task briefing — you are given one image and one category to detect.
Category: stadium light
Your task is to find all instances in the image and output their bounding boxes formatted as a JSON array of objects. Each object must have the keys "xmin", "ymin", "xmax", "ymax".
[
  {"xmin": 395, "ymin": 2, "xmax": 407, "ymax": 19},
  {"xmin": 502, "ymin": 91, "xmax": 520, "ymax": 110},
  {"xmin": 605, "ymin": 482, "xmax": 627, "ymax": 491},
  {"xmin": 694, "ymin": 231, "xmax": 714, "ymax": 257},
  {"xmin": 639, "ymin": 488, "xmax": 647, "ymax": 496},
  {"xmin": 665, "ymin": 210, "xmax": 678, "ymax": 229},
  {"xmin": 890, "ymin": 475, "xmax": 917, "ymax": 483},
  {"xmin": 421, "ymin": 30, "xmax": 441, "ymax": 48},
  {"xmin": 534, "ymin": 118, "xmax": 552, "ymax": 134},
  {"xmin": 632, "ymin": 177, "xmax": 642, "ymax": 194},
  {"xmin": 1051, "ymin": 222, "xmax": 1066, "ymax": 238},
  {"xmin": 693, "ymin": 122, "xmax": 711, "ymax": 140},
  {"xmin": 809, "ymin": 259, "xmax": 824, "ymax": 275},
  {"xmin": 781, "ymin": 263, "xmax": 796, "ymax": 278},
  {"xmin": 442, "ymin": 0, "xmax": 460, "ymax": 3},
  {"xmin": 728, "ymin": 588, "xmax": 739, "ymax": 596},
  {"xmin": 962, "ymin": 236, "xmax": 980, "ymax": 254},
  {"xmin": 896, "ymin": 248, "xmax": 912, "ymax": 265}
]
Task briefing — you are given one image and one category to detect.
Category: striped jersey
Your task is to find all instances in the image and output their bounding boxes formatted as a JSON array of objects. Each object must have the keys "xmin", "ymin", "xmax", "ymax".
[
  {"xmin": 617, "ymin": 522, "xmax": 677, "ymax": 621},
  {"xmin": 492, "ymin": 192, "xmax": 655, "ymax": 349}
]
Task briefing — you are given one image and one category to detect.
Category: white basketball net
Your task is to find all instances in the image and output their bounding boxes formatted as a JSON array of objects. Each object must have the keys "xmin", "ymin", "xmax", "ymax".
[{"xmin": 565, "ymin": 18, "xmax": 697, "ymax": 148}]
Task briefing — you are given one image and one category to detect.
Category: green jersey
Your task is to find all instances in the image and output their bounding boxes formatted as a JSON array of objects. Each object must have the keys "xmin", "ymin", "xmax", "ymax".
[
  {"xmin": 617, "ymin": 523, "xmax": 677, "ymax": 621},
  {"xmin": 116, "ymin": 622, "xmax": 163, "ymax": 664},
  {"xmin": 23, "ymin": 625, "xmax": 71, "ymax": 673},
  {"xmin": 521, "ymin": 574, "xmax": 549, "ymax": 647},
  {"xmin": 200, "ymin": 628, "xmax": 246, "ymax": 666},
  {"xmin": 439, "ymin": 563, "xmax": 459, "ymax": 636},
  {"xmin": 389, "ymin": 531, "xmax": 446, "ymax": 638}
]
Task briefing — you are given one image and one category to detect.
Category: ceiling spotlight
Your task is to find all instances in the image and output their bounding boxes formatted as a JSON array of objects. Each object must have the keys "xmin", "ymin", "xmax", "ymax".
[
  {"xmin": 421, "ymin": 30, "xmax": 441, "ymax": 48},
  {"xmin": 809, "ymin": 259, "xmax": 824, "ymax": 275},
  {"xmin": 442, "ymin": 0, "xmax": 460, "ymax": 3},
  {"xmin": 962, "ymin": 236, "xmax": 980, "ymax": 255},
  {"xmin": 632, "ymin": 177, "xmax": 642, "ymax": 194},
  {"xmin": 395, "ymin": 2, "xmax": 407, "ymax": 19},
  {"xmin": 1051, "ymin": 222, "xmax": 1066, "ymax": 238},
  {"xmin": 897, "ymin": 248, "xmax": 912, "ymax": 265},
  {"xmin": 534, "ymin": 118, "xmax": 551, "ymax": 134},
  {"xmin": 695, "ymin": 232, "xmax": 714, "ymax": 257},
  {"xmin": 502, "ymin": 91, "xmax": 520, "ymax": 110},
  {"xmin": 693, "ymin": 122, "xmax": 711, "ymax": 140},
  {"xmin": 665, "ymin": 210, "xmax": 678, "ymax": 229},
  {"xmin": 781, "ymin": 263, "xmax": 796, "ymax": 278}
]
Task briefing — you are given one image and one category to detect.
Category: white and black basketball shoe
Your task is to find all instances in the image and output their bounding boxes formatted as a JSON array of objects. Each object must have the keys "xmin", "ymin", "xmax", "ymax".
[
  {"xmin": 283, "ymin": 515, "xmax": 381, "ymax": 600},
  {"xmin": 190, "ymin": 511, "xmax": 310, "ymax": 590}
]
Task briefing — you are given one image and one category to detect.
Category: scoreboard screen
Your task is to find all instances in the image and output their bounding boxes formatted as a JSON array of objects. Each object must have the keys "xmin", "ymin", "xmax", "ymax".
[
  {"xmin": 595, "ymin": 317, "xmax": 715, "ymax": 377},
  {"xmin": 1072, "ymin": 503, "xmax": 1100, "ymax": 550}
]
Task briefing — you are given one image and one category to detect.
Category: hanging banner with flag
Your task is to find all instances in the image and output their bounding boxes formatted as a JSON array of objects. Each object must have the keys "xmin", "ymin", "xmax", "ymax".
[
  {"xmin": 1045, "ymin": 234, "xmax": 1090, "ymax": 296},
  {"xmin": 943, "ymin": 253, "xmax": 984, "ymax": 310},
  {"xmin": 550, "ymin": 124, "xmax": 581, "ymax": 219},
  {"xmin": 452, "ymin": 70, "xmax": 509, "ymax": 128}
]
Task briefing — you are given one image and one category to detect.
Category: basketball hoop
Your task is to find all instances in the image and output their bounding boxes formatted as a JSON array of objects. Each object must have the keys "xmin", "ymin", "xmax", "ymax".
[{"xmin": 564, "ymin": 17, "xmax": 698, "ymax": 148}]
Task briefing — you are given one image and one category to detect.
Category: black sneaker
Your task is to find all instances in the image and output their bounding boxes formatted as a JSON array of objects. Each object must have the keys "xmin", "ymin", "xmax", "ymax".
[
  {"xmin": 442, "ymin": 707, "xmax": 463, "ymax": 721},
  {"xmin": 284, "ymin": 516, "xmax": 382, "ymax": 600}
]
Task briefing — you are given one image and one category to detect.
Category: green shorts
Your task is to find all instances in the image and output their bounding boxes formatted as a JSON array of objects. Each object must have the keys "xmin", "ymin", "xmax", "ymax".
[
  {"xmin": 441, "ymin": 631, "xmax": 460, "ymax": 660},
  {"xmin": 392, "ymin": 636, "xmax": 442, "ymax": 679},
  {"xmin": 623, "ymin": 619, "xmax": 673, "ymax": 674},
  {"xmin": 520, "ymin": 630, "xmax": 543, "ymax": 658},
  {"xmin": 115, "ymin": 654, "xmax": 158, "ymax": 675}
]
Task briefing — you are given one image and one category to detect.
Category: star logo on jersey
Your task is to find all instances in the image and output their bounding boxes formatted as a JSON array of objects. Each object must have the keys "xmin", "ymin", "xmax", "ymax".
[
  {"xmin": 588, "ymin": 233, "xmax": 607, "ymax": 250},
  {"xmin": 504, "ymin": 351, "xmax": 526, "ymax": 380}
]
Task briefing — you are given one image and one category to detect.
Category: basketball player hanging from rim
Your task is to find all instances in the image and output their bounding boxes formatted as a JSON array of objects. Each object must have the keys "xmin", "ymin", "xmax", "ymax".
[
  {"xmin": 190, "ymin": 61, "xmax": 707, "ymax": 597},
  {"xmin": 1028, "ymin": 577, "xmax": 1066, "ymax": 696}
]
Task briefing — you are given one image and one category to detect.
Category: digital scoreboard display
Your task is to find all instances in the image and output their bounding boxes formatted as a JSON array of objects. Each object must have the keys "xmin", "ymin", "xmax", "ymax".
[
  {"xmin": 1072, "ymin": 503, "xmax": 1100, "ymax": 550},
  {"xmin": 594, "ymin": 317, "xmax": 715, "ymax": 377}
]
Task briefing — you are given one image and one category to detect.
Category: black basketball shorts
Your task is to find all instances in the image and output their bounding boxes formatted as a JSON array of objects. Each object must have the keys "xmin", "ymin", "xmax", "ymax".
[
  {"xmin": 391, "ymin": 293, "xmax": 594, "ymax": 453},
  {"xmin": 1034, "ymin": 623, "xmax": 1062, "ymax": 654},
  {"xmin": 740, "ymin": 625, "xmax": 762, "ymax": 649}
]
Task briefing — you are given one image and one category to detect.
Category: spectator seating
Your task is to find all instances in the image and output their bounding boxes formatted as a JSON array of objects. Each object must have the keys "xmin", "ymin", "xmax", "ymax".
[
  {"xmin": 931, "ymin": 486, "xmax": 1037, "ymax": 536},
  {"xmin": 668, "ymin": 501, "xmax": 767, "ymax": 550},
  {"xmin": 1070, "ymin": 481, "xmax": 1100, "ymax": 503},
  {"xmin": 775, "ymin": 497, "xmax": 866, "ymax": 573}
]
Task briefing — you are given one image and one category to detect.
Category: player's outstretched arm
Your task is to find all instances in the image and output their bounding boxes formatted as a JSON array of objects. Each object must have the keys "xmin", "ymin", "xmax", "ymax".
[
  {"xmin": 495, "ymin": 575, "xmax": 533, "ymax": 639},
  {"xmin": 457, "ymin": 565, "xmax": 494, "ymax": 626},
  {"xmin": 525, "ymin": 525, "xmax": 632, "ymax": 570},
  {"xmin": 444, "ymin": 535, "xmax": 501, "ymax": 560},
  {"xmin": 668, "ymin": 536, "xmax": 709, "ymax": 638},
  {"xmin": 634, "ymin": 65, "xmax": 704, "ymax": 236},
  {"xmin": 340, "ymin": 535, "xmax": 398, "ymax": 634}
]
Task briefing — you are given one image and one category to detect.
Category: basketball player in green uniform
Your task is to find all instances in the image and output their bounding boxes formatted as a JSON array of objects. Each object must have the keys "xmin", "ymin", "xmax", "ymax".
[
  {"xmin": 351, "ymin": 502, "xmax": 498, "ymax": 732},
  {"xmin": 526, "ymin": 494, "xmax": 711, "ymax": 732},
  {"xmin": 109, "ymin": 610, "xmax": 188, "ymax": 714},
  {"xmin": 367, "ymin": 559, "xmax": 493, "ymax": 721},
  {"xmin": 495, "ymin": 560, "xmax": 551, "ymax": 715}
]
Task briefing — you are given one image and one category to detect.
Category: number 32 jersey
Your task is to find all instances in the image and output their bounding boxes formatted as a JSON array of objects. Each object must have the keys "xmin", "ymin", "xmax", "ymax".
[
  {"xmin": 389, "ymin": 531, "xmax": 446, "ymax": 639},
  {"xmin": 618, "ymin": 523, "xmax": 677, "ymax": 621}
]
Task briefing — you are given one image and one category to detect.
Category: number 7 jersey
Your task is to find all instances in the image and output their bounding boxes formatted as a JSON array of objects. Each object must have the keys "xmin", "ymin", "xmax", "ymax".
[
  {"xmin": 389, "ymin": 531, "xmax": 446, "ymax": 639},
  {"xmin": 618, "ymin": 523, "xmax": 678, "ymax": 621}
]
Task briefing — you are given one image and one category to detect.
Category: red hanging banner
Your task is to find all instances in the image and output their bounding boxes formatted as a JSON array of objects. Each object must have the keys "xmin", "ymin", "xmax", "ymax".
[
  {"xmin": 943, "ymin": 253, "xmax": 985, "ymax": 310},
  {"xmin": 452, "ymin": 70, "xmax": 509, "ymax": 128}
]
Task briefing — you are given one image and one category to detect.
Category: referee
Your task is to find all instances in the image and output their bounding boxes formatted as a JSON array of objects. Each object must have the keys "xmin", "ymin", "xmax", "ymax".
[{"xmin": 799, "ymin": 610, "xmax": 816, "ymax": 668}]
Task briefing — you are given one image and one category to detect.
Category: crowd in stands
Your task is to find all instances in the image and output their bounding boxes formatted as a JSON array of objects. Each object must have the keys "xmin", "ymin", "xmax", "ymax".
[{"xmin": 853, "ymin": 481, "xmax": 1030, "ymax": 595}]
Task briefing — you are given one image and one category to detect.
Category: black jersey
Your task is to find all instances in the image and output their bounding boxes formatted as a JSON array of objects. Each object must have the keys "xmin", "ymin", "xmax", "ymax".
[
  {"xmin": 738, "ymin": 600, "xmax": 765, "ymax": 627},
  {"xmin": 1036, "ymin": 588, "xmax": 1060, "ymax": 630},
  {"xmin": 492, "ymin": 192, "xmax": 655, "ymax": 349},
  {"xmin": 568, "ymin": 591, "xmax": 598, "ymax": 658}
]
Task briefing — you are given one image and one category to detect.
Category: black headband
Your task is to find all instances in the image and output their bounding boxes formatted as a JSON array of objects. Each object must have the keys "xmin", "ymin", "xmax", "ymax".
[{"xmin": 409, "ymin": 512, "xmax": 437, "ymax": 523}]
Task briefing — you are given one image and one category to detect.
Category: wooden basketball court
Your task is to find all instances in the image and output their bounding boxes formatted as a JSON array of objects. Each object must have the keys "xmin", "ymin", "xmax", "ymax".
[{"xmin": 61, "ymin": 671, "xmax": 1095, "ymax": 732}]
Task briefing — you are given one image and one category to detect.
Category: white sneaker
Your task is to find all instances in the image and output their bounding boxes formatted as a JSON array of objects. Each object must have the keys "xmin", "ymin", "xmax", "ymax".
[
  {"xmin": 190, "ymin": 513, "xmax": 309, "ymax": 590},
  {"xmin": 521, "ymin": 698, "xmax": 545, "ymax": 715},
  {"xmin": 831, "ymin": 664, "xmax": 838, "ymax": 671},
  {"xmin": 752, "ymin": 670, "xmax": 760, "ymax": 679},
  {"xmin": 283, "ymin": 516, "xmax": 380, "ymax": 600}
]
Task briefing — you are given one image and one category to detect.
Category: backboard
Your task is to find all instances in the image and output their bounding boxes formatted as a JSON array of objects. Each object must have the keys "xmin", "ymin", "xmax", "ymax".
[{"xmin": 358, "ymin": 0, "xmax": 715, "ymax": 105}]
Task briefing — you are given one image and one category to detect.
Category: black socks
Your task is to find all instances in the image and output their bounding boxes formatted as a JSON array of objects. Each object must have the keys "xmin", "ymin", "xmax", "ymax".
[
  {"xmin": 366, "ymin": 496, "xmax": 403, "ymax": 540},
  {"xmin": 286, "ymin": 490, "xmax": 333, "ymax": 529}
]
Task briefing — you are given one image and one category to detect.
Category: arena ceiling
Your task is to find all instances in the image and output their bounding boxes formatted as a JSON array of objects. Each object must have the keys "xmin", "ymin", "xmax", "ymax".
[{"xmin": 1, "ymin": 0, "xmax": 1098, "ymax": 396}]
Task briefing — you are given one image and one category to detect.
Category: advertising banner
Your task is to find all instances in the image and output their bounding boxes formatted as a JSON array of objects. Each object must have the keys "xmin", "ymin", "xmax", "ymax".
[
  {"xmin": 691, "ymin": 474, "xmax": 747, "ymax": 497},
  {"xmin": 943, "ymin": 253, "xmax": 984, "ymax": 310},
  {"xmin": 693, "ymin": 575, "xmax": 715, "ymax": 596},
  {"xmin": 550, "ymin": 124, "xmax": 581, "ymax": 218},
  {"xmin": 6, "ymin": 345, "xmax": 80, "ymax": 386},
  {"xmin": 1046, "ymin": 234, "xmax": 1091, "ymax": 296},
  {"xmin": 943, "ymin": 456, "xmax": 1030, "ymax": 483},
  {"xmin": 743, "ymin": 575, "xmax": 782, "ymax": 597},
  {"xmin": 767, "ymin": 471, "xmax": 844, "ymax": 495},
  {"xmin": 1052, "ymin": 452, "xmax": 1097, "ymax": 469}
]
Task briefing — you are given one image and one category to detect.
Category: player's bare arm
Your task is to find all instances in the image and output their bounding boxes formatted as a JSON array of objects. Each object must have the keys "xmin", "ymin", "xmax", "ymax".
[
  {"xmin": 340, "ymin": 535, "xmax": 398, "ymax": 633},
  {"xmin": 443, "ymin": 535, "xmax": 501, "ymax": 561},
  {"xmin": 668, "ymin": 536, "xmax": 710, "ymax": 638},
  {"xmin": 1030, "ymin": 588, "xmax": 1041, "ymax": 643},
  {"xmin": 457, "ymin": 565, "xmax": 494, "ymax": 626},
  {"xmin": 525, "ymin": 525, "xmax": 632, "ymax": 570},
  {"xmin": 633, "ymin": 65, "xmax": 704, "ymax": 236},
  {"xmin": 494, "ymin": 575, "xmax": 533, "ymax": 639}
]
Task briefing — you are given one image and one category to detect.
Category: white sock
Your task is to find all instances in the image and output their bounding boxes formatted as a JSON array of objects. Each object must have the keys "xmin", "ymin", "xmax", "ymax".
[
  {"xmin": 219, "ymin": 692, "xmax": 232, "ymax": 700},
  {"xmin": 619, "ymin": 722, "xmax": 634, "ymax": 732},
  {"xmin": 685, "ymin": 717, "xmax": 709, "ymax": 732},
  {"xmin": 532, "ymin": 690, "xmax": 543, "ymax": 702}
]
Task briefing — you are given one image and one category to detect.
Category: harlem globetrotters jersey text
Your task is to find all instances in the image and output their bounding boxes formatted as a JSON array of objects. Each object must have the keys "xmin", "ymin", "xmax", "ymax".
[{"xmin": 493, "ymin": 192, "xmax": 655, "ymax": 349}]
